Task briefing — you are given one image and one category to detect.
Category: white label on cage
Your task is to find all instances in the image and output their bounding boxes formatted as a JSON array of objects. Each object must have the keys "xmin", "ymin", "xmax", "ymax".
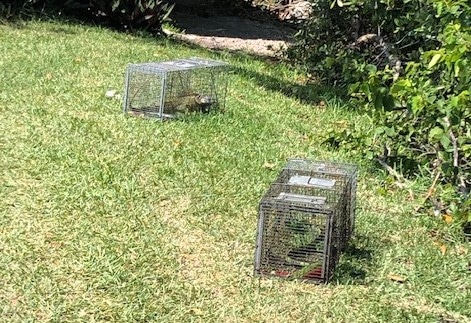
[
  {"xmin": 288, "ymin": 175, "xmax": 312, "ymax": 186},
  {"xmin": 308, "ymin": 177, "xmax": 336, "ymax": 188},
  {"xmin": 275, "ymin": 192, "xmax": 326, "ymax": 205},
  {"xmin": 288, "ymin": 175, "xmax": 336, "ymax": 189}
]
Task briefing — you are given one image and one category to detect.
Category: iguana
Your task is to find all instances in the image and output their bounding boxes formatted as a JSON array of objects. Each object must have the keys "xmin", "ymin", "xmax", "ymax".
[
  {"xmin": 164, "ymin": 93, "xmax": 215, "ymax": 115},
  {"xmin": 128, "ymin": 93, "xmax": 215, "ymax": 118}
]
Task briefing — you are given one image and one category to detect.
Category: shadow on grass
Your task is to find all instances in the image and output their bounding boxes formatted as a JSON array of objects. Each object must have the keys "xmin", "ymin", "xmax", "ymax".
[
  {"xmin": 231, "ymin": 64, "xmax": 348, "ymax": 107},
  {"xmin": 159, "ymin": 33, "xmax": 350, "ymax": 108},
  {"xmin": 4, "ymin": 10, "xmax": 348, "ymax": 108},
  {"xmin": 332, "ymin": 236, "xmax": 374, "ymax": 285}
]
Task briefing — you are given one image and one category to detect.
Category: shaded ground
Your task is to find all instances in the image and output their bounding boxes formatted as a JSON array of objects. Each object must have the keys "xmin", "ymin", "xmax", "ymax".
[{"xmin": 165, "ymin": 10, "xmax": 297, "ymax": 57}]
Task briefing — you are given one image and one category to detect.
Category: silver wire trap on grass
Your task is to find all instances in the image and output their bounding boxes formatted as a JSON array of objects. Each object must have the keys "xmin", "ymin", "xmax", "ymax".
[
  {"xmin": 254, "ymin": 159, "xmax": 358, "ymax": 283},
  {"xmin": 123, "ymin": 57, "xmax": 228, "ymax": 120}
]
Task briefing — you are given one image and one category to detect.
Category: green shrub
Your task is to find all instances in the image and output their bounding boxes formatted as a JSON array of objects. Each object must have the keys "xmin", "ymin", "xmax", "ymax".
[
  {"xmin": 90, "ymin": 0, "xmax": 174, "ymax": 32},
  {"xmin": 0, "ymin": 0, "xmax": 174, "ymax": 33},
  {"xmin": 289, "ymin": 0, "xmax": 471, "ymax": 223}
]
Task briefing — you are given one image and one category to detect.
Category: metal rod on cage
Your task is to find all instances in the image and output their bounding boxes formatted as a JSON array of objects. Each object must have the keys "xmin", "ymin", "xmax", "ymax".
[
  {"xmin": 123, "ymin": 68, "xmax": 131, "ymax": 113},
  {"xmin": 159, "ymin": 72, "xmax": 167, "ymax": 120},
  {"xmin": 254, "ymin": 210, "xmax": 266, "ymax": 272}
]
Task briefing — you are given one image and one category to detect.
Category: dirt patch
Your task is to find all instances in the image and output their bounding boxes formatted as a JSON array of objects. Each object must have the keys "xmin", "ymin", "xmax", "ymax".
[{"xmin": 165, "ymin": 11, "xmax": 297, "ymax": 57}]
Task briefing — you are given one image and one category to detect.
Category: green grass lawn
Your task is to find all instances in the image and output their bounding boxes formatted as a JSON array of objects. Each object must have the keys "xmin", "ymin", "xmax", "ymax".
[{"xmin": 0, "ymin": 19, "xmax": 470, "ymax": 322}]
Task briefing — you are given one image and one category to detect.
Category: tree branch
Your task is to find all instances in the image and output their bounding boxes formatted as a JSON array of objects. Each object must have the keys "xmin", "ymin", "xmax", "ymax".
[
  {"xmin": 375, "ymin": 157, "xmax": 410, "ymax": 188},
  {"xmin": 415, "ymin": 170, "xmax": 441, "ymax": 212},
  {"xmin": 443, "ymin": 117, "xmax": 459, "ymax": 168},
  {"xmin": 349, "ymin": 33, "xmax": 402, "ymax": 80}
]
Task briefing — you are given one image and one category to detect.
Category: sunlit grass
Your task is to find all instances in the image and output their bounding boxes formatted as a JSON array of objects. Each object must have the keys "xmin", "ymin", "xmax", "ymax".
[{"xmin": 0, "ymin": 19, "xmax": 470, "ymax": 322}]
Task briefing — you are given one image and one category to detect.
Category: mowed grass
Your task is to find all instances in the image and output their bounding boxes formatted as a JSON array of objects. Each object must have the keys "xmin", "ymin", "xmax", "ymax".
[{"xmin": 0, "ymin": 19, "xmax": 470, "ymax": 322}]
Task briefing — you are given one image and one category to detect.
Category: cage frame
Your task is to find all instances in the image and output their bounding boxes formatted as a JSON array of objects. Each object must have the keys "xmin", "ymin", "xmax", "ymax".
[
  {"xmin": 123, "ymin": 57, "xmax": 229, "ymax": 120},
  {"xmin": 254, "ymin": 181, "xmax": 349, "ymax": 284}
]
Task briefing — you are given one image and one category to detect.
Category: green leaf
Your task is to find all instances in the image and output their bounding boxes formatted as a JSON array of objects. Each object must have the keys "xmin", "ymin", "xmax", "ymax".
[
  {"xmin": 428, "ymin": 54, "xmax": 442, "ymax": 69},
  {"xmin": 454, "ymin": 60, "xmax": 461, "ymax": 77},
  {"xmin": 462, "ymin": 144, "xmax": 471, "ymax": 152},
  {"xmin": 349, "ymin": 82, "xmax": 360, "ymax": 93},
  {"xmin": 390, "ymin": 79, "xmax": 412, "ymax": 95},
  {"xmin": 440, "ymin": 134, "xmax": 451, "ymax": 148},
  {"xmin": 374, "ymin": 93, "xmax": 383, "ymax": 110},
  {"xmin": 429, "ymin": 126, "xmax": 444, "ymax": 140},
  {"xmin": 360, "ymin": 83, "xmax": 371, "ymax": 97},
  {"xmin": 450, "ymin": 96, "xmax": 460, "ymax": 108},
  {"xmin": 436, "ymin": 2, "xmax": 442, "ymax": 17},
  {"xmin": 383, "ymin": 95, "xmax": 395, "ymax": 111},
  {"xmin": 366, "ymin": 64, "xmax": 377, "ymax": 74},
  {"xmin": 385, "ymin": 127, "xmax": 396, "ymax": 137},
  {"xmin": 411, "ymin": 96, "xmax": 424, "ymax": 114},
  {"xmin": 426, "ymin": 95, "xmax": 437, "ymax": 104},
  {"xmin": 374, "ymin": 127, "xmax": 385, "ymax": 135}
]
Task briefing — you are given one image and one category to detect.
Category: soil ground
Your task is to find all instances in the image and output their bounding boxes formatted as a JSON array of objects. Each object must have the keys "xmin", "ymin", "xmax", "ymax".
[{"xmin": 165, "ymin": 8, "xmax": 297, "ymax": 57}]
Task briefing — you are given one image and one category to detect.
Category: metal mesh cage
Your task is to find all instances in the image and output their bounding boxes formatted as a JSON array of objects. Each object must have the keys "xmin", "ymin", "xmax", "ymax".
[
  {"xmin": 254, "ymin": 182, "xmax": 349, "ymax": 283},
  {"xmin": 123, "ymin": 57, "xmax": 228, "ymax": 120},
  {"xmin": 281, "ymin": 158, "xmax": 358, "ymax": 240}
]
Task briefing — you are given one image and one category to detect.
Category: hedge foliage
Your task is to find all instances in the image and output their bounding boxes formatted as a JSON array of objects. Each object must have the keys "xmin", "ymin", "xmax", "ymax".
[{"xmin": 289, "ymin": 0, "xmax": 471, "ymax": 223}]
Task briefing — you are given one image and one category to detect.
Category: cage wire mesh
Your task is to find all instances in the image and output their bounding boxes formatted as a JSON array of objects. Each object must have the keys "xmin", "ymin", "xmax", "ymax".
[
  {"xmin": 254, "ymin": 182, "xmax": 348, "ymax": 283},
  {"xmin": 123, "ymin": 57, "xmax": 228, "ymax": 120},
  {"xmin": 282, "ymin": 158, "xmax": 358, "ymax": 240},
  {"xmin": 254, "ymin": 158, "xmax": 358, "ymax": 283}
]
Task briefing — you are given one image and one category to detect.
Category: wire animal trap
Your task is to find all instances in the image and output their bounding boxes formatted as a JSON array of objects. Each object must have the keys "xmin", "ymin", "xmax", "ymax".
[
  {"xmin": 280, "ymin": 158, "xmax": 358, "ymax": 241},
  {"xmin": 254, "ymin": 182, "xmax": 349, "ymax": 283},
  {"xmin": 123, "ymin": 58, "xmax": 228, "ymax": 120}
]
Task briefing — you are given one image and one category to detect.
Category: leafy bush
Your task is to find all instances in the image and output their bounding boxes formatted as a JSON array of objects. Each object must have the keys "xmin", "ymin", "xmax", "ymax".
[
  {"xmin": 0, "ymin": 0, "xmax": 174, "ymax": 33},
  {"xmin": 90, "ymin": 0, "xmax": 174, "ymax": 32},
  {"xmin": 289, "ymin": 0, "xmax": 471, "ymax": 223}
]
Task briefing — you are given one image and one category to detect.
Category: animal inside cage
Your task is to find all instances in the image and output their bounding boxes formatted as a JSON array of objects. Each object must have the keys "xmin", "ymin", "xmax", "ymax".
[
  {"xmin": 123, "ymin": 58, "xmax": 228, "ymax": 120},
  {"xmin": 254, "ymin": 182, "xmax": 349, "ymax": 283},
  {"xmin": 280, "ymin": 158, "xmax": 358, "ymax": 241}
]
